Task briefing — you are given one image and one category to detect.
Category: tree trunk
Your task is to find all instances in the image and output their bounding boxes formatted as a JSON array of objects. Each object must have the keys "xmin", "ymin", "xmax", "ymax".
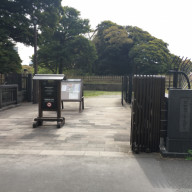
[{"xmin": 59, "ymin": 58, "xmax": 63, "ymax": 74}]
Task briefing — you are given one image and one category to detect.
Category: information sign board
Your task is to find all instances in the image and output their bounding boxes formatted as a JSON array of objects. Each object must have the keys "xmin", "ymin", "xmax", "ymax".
[
  {"xmin": 41, "ymin": 80, "xmax": 58, "ymax": 111},
  {"xmin": 61, "ymin": 79, "xmax": 82, "ymax": 101}
]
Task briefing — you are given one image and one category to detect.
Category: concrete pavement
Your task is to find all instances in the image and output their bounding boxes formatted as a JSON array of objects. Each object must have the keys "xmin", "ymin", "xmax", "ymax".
[
  {"xmin": 0, "ymin": 95, "xmax": 131, "ymax": 156},
  {"xmin": 0, "ymin": 94, "xmax": 192, "ymax": 192}
]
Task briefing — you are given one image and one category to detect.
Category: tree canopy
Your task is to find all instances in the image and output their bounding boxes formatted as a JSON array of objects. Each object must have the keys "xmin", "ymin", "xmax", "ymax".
[
  {"xmin": 0, "ymin": 35, "xmax": 21, "ymax": 73},
  {"xmin": 93, "ymin": 21, "xmax": 133, "ymax": 75},
  {"xmin": 37, "ymin": 6, "xmax": 97, "ymax": 74},
  {"xmin": 0, "ymin": 0, "xmax": 61, "ymax": 73},
  {"xmin": 0, "ymin": 1, "xmax": 175, "ymax": 75},
  {"xmin": 126, "ymin": 26, "xmax": 171, "ymax": 74},
  {"xmin": 92, "ymin": 24, "xmax": 171, "ymax": 75},
  {"xmin": 0, "ymin": 0, "xmax": 62, "ymax": 45}
]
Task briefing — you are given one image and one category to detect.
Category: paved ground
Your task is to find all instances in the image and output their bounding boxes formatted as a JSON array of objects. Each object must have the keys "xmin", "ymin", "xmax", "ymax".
[
  {"xmin": 0, "ymin": 95, "xmax": 131, "ymax": 156},
  {"xmin": 0, "ymin": 95, "xmax": 192, "ymax": 192}
]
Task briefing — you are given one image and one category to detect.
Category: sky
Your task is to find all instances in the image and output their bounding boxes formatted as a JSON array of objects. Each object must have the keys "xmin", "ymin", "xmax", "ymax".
[{"xmin": 18, "ymin": 0, "xmax": 192, "ymax": 65}]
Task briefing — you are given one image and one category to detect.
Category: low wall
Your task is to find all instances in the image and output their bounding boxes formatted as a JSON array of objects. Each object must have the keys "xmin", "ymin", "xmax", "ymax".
[{"xmin": 83, "ymin": 83, "xmax": 122, "ymax": 91}]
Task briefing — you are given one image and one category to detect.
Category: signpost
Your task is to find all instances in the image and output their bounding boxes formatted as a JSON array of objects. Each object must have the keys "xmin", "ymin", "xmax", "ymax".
[
  {"xmin": 33, "ymin": 74, "xmax": 65, "ymax": 128},
  {"xmin": 61, "ymin": 79, "xmax": 84, "ymax": 112}
]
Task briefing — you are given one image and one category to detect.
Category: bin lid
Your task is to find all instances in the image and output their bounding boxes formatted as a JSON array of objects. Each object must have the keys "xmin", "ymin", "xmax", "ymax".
[{"xmin": 33, "ymin": 74, "xmax": 65, "ymax": 80}]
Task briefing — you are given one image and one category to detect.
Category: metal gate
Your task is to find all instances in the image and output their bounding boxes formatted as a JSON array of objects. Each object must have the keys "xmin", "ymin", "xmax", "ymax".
[{"xmin": 131, "ymin": 75, "xmax": 165, "ymax": 153}]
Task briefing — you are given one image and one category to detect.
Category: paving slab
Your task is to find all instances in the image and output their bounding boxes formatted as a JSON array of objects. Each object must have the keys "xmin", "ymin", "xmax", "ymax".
[
  {"xmin": 0, "ymin": 95, "xmax": 131, "ymax": 156},
  {"xmin": 0, "ymin": 95, "xmax": 192, "ymax": 192}
]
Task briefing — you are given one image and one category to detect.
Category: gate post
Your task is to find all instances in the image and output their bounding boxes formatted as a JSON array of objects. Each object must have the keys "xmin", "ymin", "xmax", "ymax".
[
  {"xmin": 27, "ymin": 74, "xmax": 32, "ymax": 102},
  {"xmin": 128, "ymin": 74, "xmax": 133, "ymax": 104}
]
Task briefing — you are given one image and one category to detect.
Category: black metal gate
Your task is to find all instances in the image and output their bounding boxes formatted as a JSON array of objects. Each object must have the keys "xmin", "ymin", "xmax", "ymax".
[{"xmin": 131, "ymin": 75, "xmax": 165, "ymax": 153}]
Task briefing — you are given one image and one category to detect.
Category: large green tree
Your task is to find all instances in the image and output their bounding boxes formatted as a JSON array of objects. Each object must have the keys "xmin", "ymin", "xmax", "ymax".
[
  {"xmin": 37, "ymin": 6, "xmax": 96, "ymax": 74},
  {"xmin": 0, "ymin": 0, "xmax": 61, "ymax": 73},
  {"xmin": 93, "ymin": 23, "xmax": 171, "ymax": 75},
  {"xmin": 0, "ymin": 35, "xmax": 21, "ymax": 73},
  {"xmin": 93, "ymin": 21, "xmax": 133, "ymax": 75},
  {"xmin": 126, "ymin": 26, "xmax": 171, "ymax": 74},
  {"xmin": 0, "ymin": 0, "xmax": 61, "ymax": 45}
]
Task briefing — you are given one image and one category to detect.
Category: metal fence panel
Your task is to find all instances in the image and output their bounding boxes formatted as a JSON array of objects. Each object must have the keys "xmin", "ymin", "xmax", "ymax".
[
  {"xmin": 0, "ymin": 84, "xmax": 18, "ymax": 108},
  {"xmin": 131, "ymin": 75, "xmax": 165, "ymax": 153}
]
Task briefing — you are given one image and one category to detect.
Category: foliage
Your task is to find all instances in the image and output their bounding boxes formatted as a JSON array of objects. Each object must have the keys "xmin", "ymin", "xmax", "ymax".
[
  {"xmin": 126, "ymin": 26, "xmax": 171, "ymax": 74},
  {"xmin": 21, "ymin": 65, "xmax": 33, "ymax": 74},
  {"xmin": 37, "ymin": 6, "xmax": 96, "ymax": 74},
  {"xmin": 186, "ymin": 149, "xmax": 192, "ymax": 160},
  {"xmin": 129, "ymin": 39, "xmax": 171, "ymax": 74},
  {"xmin": 0, "ymin": 1, "xmax": 176, "ymax": 76},
  {"xmin": 93, "ymin": 21, "xmax": 133, "ymax": 75},
  {"xmin": 0, "ymin": 0, "xmax": 61, "ymax": 74},
  {"xmin": 66, "ymin": 36, "xmax": 97, "ymax": 73},
  {"xmin": 37, "ymin": 66, "xmax": 53, "ymax": 74},
  {"xmin": 0, "ymin": 0, "xmax": 62, "ymax": 46},
  {"xmin": 0, "ymin": 36, "xmax": 21, "ymax": 73},
  {"xmin": 93, "ymin": 24, "xmax": 171, "ymax": 75}
]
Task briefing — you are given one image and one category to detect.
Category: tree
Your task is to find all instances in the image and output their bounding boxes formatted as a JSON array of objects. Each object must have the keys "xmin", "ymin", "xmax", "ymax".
[
  {"xmin": 93, "ymin": 21, "xmax": 133, "ymax": 75},
  {"xmin": 0, "ymin": 0, "xmax": 61, "ymax": 74},
  {"xmin": 67, "ymin": 36, "xmax": 97, "ymax": 74},
  {"xmin": 37, "ymin": 6, "xmax": 96, "ymax": 74},
  {"xmin": 126, "ymin": 26, "xmax": 171, "ymax": 74},
  {"xmin": 0, "ymin": 36, "xmax": 21, "ymax": 73},
  {"xmin": 0, "ymin": 0, "xmax": 62, "ymax": 45}
]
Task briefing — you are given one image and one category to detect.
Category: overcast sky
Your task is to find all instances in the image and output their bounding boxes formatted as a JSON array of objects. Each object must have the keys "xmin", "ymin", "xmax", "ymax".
[{"xmin": 19, "ymin": 0, "xmax": 192, "ymax": 65}]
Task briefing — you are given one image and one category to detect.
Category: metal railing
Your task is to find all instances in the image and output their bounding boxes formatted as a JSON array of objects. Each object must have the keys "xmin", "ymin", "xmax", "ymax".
[{"xmin": 0, "ymin": 84, "xmax": 18, "ymax": 108}]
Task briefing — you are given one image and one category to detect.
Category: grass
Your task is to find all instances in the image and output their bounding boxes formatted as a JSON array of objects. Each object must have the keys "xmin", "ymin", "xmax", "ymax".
[
  {"xmin": 186, "ymin": 149, "xmax": 192, "ymax": 160},
  {"xmin": 84, "ymin": 90, "xmax": 121, "ymax": 97},
  {"xmin": 83, "ymin": 81, "xmax": 121, "ymax": 84}
]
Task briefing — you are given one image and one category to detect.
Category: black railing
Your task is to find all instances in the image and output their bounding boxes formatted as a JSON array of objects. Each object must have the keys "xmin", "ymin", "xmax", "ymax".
[{"xmin": 0, "ymin": 84, "xmax": 18, "ymax": 108}]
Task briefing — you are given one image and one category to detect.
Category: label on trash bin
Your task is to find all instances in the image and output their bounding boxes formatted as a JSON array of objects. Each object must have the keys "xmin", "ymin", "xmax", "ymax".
[
  {"xmin": 41, "ymin": 80, "xmax": 58, "ymax": 111},
  {"xmin": 47, "ymin": 102, "xmax": 52, "ymax": 108}
]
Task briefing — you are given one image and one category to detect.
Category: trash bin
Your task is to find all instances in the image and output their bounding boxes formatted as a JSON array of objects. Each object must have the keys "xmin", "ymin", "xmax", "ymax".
[{"xmin": 32, "ymin": 74, "xmax": 65, "ymax": 128}]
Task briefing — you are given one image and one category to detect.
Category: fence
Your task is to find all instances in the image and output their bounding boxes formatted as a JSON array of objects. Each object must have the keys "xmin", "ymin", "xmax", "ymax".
[
  {"xmin": 0, "ymin": 73, "xmax": 32, "ymax": 103},
  {"xmin": 68, "ymin": 75, "xmax": 122, "ymax": 91},
  {"xmin": 0, "ymin": 74, "xmax": 4, "ymax": 84},
  {"xmin": 131, "ymin": 75, "xmax": 165, "ymax": 153},
  {"xmin": 68, "ymin": 75, "xmax": 122, "ymax": 83},
  {"xmin": 0, "ymin": 84, "xmax": 18, "ymax": 108}
]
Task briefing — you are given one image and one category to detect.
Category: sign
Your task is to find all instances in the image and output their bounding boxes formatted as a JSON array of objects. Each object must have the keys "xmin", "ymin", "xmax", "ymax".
[
  {"xmin": 61, "ymin": 79, "xmax": 82, "ymax": 101},
  {"xmin": 41, "ymin": 80, "xmax": 58, "ymax": 111},
  {"xmin": 179, "ymin": 98, "xmax": 191, "ymax": 132},
  {"xmin": 47, "ymin": 102, "xmax": 52, "ymax": 108}
]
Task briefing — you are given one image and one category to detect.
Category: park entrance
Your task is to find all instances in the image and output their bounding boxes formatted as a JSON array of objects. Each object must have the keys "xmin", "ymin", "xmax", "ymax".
[{"xmin": 123, "ymin": 57, "xmax": 192, "ymax": 157}]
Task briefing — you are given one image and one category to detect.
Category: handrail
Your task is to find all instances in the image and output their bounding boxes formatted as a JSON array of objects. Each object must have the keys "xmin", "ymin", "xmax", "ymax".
[{"xmin": 167, "ymin": 70, "xmax": 190, "ymax": 89}]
